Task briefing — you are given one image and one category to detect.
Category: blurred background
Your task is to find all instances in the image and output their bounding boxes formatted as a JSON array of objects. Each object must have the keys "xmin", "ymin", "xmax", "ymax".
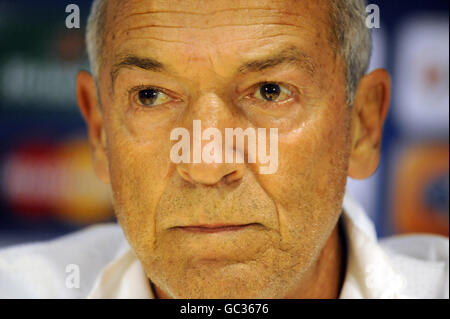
[{"xmin": 0, "ymin": 0, "xmax": 448, "ymax": 248}]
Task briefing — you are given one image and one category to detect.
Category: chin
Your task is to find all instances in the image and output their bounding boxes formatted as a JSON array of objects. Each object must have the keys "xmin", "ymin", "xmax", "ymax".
[{"xmin": 148, "ymin": 258, "xmax": 303, "ymax": 299}]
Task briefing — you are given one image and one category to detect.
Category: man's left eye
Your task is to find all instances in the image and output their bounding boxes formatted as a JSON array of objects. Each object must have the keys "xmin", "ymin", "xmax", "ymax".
[
  {"xmin": 253, "ymin": 82, "xmax": 292, "ymax": 102},
  {"xmin": 136, "ymin": 88, "xmax": 171, "ymax": 107}
]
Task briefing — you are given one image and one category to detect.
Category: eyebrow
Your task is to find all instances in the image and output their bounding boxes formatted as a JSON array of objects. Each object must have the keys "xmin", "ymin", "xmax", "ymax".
[
  {"xmin": 110, "ymin": 45, "xmax": 315, "ymax": 87},
  {"xmin": 111, "ymin": 55, "xmax": 167, "ymax": 86},
  {"xmin": 238, "ymin": 45, "xmax": 316, "ymax": 76}
]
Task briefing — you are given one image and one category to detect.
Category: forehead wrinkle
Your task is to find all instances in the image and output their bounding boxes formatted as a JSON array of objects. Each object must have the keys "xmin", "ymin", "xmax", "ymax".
[
  {"xmin": 111, "ymin": 10, "xmax": 319, "ymax": 55},
  {"xmin": 117, "ymin": 20, "xmax": 317, "ymax": 51},
  {"xmin": 121, "ymin": 21, "xmax": 317, "ymax": 35},
  {"xmin": 114, "ymin": 7, "xmax": 315, "ymax": 33},
  {"xmin": 117, "ymin": 36, "xmax": 194, "ymax": 45},
  {"xmin": 115, "ymin": 7, "xmax": 307, "ymax": 27},
  {"xmin": 105, "ymin": 0, "xmax": 334, "ymax": 54},
  {"xmin": 109, "ymin": 2, "xmax": 319, "ymax": 38},
  {"xmin": 119, "ymin": 30, "xmax": 300, "ymax": 47}
]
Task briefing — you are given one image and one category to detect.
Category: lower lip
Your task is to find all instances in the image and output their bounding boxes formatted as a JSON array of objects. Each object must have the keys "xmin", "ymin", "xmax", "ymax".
[{"xmin": 177, "ymin": 224, "xmax": 253, "ymax": 233}]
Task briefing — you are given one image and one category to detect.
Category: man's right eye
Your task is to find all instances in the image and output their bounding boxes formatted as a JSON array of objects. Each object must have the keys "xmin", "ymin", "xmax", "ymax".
[{"xmin": 136, "ymin": 88, "xmax": 171, "ymax": 107}]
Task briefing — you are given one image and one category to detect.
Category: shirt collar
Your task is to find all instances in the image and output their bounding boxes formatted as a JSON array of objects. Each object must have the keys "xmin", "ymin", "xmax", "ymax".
[
  {"xmin": 339, "ymin": 194, "xmax": 410, "ymax": 298},
  {"xmin": 87, "ymin": 239, "xmax": 154, "ymax": 298}
]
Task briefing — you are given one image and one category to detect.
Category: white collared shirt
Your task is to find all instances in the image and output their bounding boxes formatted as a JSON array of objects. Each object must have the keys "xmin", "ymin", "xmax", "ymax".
[{"xmin": 0, "ymin": 194, "xmax": 448, "ymax": 299}]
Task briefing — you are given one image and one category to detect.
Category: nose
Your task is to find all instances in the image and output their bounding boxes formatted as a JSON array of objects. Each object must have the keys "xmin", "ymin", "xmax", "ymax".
[
  {"xmin": 174, "ymin": 92, "xmax": 246, "ymax": 186},
  {"xmin": 177, "ymin": 162, "xmax": 244, "ymax": 185}
]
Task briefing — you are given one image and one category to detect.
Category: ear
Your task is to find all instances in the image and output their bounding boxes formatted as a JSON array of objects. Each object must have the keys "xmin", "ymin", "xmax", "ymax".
[
  {"xmin": 348, "ymin": 68, "xmax": 390, "ymax": 179},
  {"xmin": 76, "ymin": 70, "xmax": 110, "ymax": 184}
]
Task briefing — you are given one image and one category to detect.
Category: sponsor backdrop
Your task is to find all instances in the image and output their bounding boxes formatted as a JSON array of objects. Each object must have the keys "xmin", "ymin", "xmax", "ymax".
[{"xmin": 0, "ymin": 1, "xmax": 448, "ymax": 247}]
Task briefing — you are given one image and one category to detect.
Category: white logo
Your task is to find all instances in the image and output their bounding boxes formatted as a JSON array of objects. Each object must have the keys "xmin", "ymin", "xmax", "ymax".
[
  {"xmin": 170, "ymin": 120, "xmax": 279, "ymax": 174},
  {"xmin": 366, "ymin": 4, "xmax": 380, "ymax": 29},
  {"xmin": 65, "ymin": 264, "xmax": 80, "ymax": 289},
  {"xmin": 65, "ymin": 4, "xmax": 80, "ymax": 29}
]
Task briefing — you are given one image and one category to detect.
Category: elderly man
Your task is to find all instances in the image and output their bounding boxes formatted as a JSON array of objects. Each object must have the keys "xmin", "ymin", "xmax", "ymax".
[{"xmin": 0, "ymin": 0, "xmax": 448, "ymax": 299}]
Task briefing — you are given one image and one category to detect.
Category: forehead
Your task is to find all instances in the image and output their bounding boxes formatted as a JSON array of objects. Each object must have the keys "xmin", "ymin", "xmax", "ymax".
[
  {"xmin": 102, "ymin": 0, "xmax": 334, "ymax": 80},
  {"xmin": 107, "ymin": 0, "xmax": 331, "ymax": 26}
]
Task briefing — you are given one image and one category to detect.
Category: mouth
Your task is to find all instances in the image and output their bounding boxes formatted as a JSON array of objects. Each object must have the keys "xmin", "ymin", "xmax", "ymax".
[{"xmin": 174, "ymin": 223, "xmax": 259, "ymax": 233}]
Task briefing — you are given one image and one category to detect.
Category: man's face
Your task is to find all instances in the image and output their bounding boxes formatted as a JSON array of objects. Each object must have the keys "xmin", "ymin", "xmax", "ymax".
[{"xmin": 97, "ymin": 0, "xmax": 351, "ymax": 298}]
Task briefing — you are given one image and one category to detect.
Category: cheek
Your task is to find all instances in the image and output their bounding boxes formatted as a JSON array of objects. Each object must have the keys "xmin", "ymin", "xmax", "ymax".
[
  {"xmin": 257, "ymin": 103, "xmax": 351, "ymax": 248},
  {"xmin": 105, "ymin": 121, "xmax": 175, "ymax": 255}
]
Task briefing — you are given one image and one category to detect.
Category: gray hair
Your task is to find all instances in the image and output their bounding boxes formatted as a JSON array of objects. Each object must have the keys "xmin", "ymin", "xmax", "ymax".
[
  {"xmin": 86, "ymin": 0, "xmax": 371, "ymax": 106},
  {"xmin": 330, "ymin": 0, "xmax": 372, "ymax": 105},
  {"xmin": 86, "ymin": 0, "xmax": 107, "ymax": 81}
]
